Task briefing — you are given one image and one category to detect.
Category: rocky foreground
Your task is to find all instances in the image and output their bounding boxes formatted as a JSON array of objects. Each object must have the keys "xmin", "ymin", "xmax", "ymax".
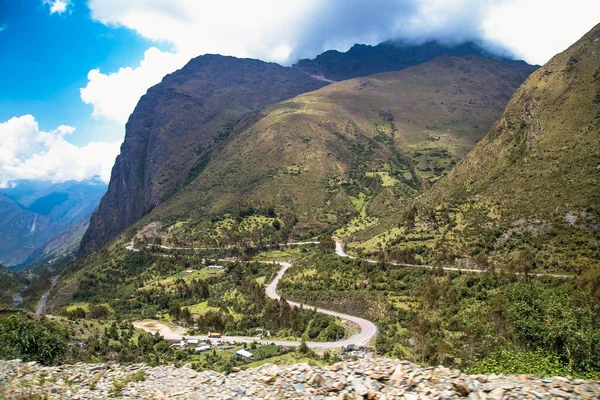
[{"xmin": 1, "ymin": 358, "xmax": 599, "ymax": 399}]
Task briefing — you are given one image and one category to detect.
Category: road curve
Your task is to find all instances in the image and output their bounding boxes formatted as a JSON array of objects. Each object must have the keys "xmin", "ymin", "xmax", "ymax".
[
  {"xmin": 134, "ymin": 261, "xmax": 378, "ymax": 349},
  {"xmin": 131, "ymin": 239, "xmax": 570, "ymax": 347},
  {"xmin": 264, "ymin": 261, "xmax": 377, "ymax": 348}
]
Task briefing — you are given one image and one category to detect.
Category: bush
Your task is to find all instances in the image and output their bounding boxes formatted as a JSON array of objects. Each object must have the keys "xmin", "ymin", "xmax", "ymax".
[
  {"xmin": 0, "ymin": 313, "xmax": 67, "ymax": 365},
  {"xmin": 87, "ymin": 305, "xmax": 109, "ymax": 319},
  {"xmin": 298, "ymin": 341, "xmax": 309, "ymax": 354},
  {"xmin": 465, "ymin": 349, "xmax": 568, "ymax": 377}
]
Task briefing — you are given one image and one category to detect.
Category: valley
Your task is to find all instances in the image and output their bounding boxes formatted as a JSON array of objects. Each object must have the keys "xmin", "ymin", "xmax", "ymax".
[{"xmin": 2, "ymin": 16, "xmax": 599, "ymax": 394}]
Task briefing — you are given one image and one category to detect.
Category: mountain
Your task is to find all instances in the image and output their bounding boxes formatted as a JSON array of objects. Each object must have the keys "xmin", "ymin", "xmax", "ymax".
[
  {"xmin": 20, "ymin": 179, "xmax": 106, "ymax": 227},
  {"xmin": 0, "ymin": 194, "xmax": 62, "ymax": 267},
  {"xmin": 81, "ymin": 43, "xmax": 531, "ymax": 254},
  {"xmin": 352, "ymin": 23, "xmax": 600, "ymax": 274},
  {"xmin": 19, "ymin": 218, "xmax": 91, "ymax": 269},
  {"xmin": 294, "ymin": 40, "xmax": 508, "ymax": 81},
  {"xmin": 0, "ymin": 179, "xmax": 106, "ymax": 268},
  {"xmin": 80, "ymin": 55, "xmax": 331, "ymax": 255},
  {"xmin": 87, "ymin": 55, "xmax": 535, "ymax": 248}
]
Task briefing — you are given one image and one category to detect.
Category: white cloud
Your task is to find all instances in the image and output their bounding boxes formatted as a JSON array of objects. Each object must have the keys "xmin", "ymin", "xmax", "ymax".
[
  {"xmin": 482, "ymin": 0, "xmax": 600, "ymax": 65},
  {"xmin": 81, "ymin": 0, "xmax": 600, "ymax": 125},
  {"xmin": 80, "ymin": 48, "xmax": 187, "ymax": 124},
  {"xmin": 44, "ymin": 0, "xmax": 71, "ymax": 15},
  {"xmin": 0, "ymin": 24, "xmax": 7, "ymax": 33},
  {"xmin": 0, "ymin": 115, "xmax": 120, "ymax": 185}
]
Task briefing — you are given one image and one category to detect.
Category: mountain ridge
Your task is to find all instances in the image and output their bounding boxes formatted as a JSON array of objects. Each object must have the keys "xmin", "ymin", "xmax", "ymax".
[
  {"xmin": 85, "ymin": 55, "xmax": 536, "ymax": 250},
  {"xmin": 81, "ymin": 42, "xmax": 533, "ymax": 254}
]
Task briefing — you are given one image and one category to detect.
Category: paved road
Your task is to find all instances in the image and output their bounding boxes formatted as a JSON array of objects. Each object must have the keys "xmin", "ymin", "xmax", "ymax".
[
  {"xmin": 264, "ymin": 261, "xmax": 377, "ymax": 348},
  {"xmin": 135, "ymin": 261, "xmax": 377, "ymax": 349},
  {"xmin": 35, "ymin": 276, "xmax": 58, "ymax": 315}
]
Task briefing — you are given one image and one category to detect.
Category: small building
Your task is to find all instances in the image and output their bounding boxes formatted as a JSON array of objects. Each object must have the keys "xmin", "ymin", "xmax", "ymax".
[
  {"xmin": 195, "ymin": 345, "xmax": 211, "ymax": 352},
  {"xmin": 12, "ymin": 294, "xmax": 23, "ymax": 306},
  {"xmin": 235, "ymin": 349, "xmax": 253, "ymax": 358},
  {"xmin": 207, "ymin": 265, "xmax": 224, "ymax": 270}
]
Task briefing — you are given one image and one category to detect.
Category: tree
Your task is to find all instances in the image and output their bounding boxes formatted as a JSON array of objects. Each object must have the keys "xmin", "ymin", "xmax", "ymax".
[
  {"xmin": 298, "ymin": 341, "xmax": 309, "ymax": 354},
  {"xmin": 318, "ymin": 236, "xmax": 335, "ymax": 253},
  {"xmin": 88, "ymin": 305, "xmax": 109, "ymax": 319}
]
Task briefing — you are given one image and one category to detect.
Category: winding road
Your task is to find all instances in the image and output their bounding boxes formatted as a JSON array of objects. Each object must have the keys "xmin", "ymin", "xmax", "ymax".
[
  {"xmin": 335, "ymin": 242, "xmax": 573, "ymax": 279},
  {"xmin": 135, "ymin": 260, "xmax": 377, "ymax": 349},
  {"xmin": 130, "ymin": 238, "xmax": 571, "ymax": 347}
]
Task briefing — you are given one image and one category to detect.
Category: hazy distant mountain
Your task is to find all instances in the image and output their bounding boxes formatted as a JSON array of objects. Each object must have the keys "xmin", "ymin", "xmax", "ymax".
[
  {"xmin": 0, "ymin": 179, "xmax": 106, "ymax": 268},
  {"xmin": 0, "ymin": 194, "xmax": 62, "ymax": 267}
]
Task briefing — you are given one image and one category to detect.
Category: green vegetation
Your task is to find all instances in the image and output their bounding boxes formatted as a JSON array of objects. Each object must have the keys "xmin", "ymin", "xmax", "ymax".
[
  {"xmin": 351, "ymin": 23, "xmax": 600, "ymax": 277},
  {"xmin": 0, "ymin": 312, "xmax": 67, "ymax": 365},
  {"xmin": 54, "ymin": 246, "xmax": 343, "ymax": 342},
  {"xmin": 279, "ymin": 251, "xmax": 600, "ymax": 378},
  {"xmin": 28, "ymin": 27, "xmax": 600, "ymax": 380},
  {"xmin": 120, "ymin": 56, "xmax": 533, "ymax": 247}
]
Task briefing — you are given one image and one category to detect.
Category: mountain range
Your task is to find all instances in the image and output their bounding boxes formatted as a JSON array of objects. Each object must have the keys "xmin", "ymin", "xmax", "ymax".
[
  {"xmin": 81, "ymin": 40, "xmax": 534, "ymax": 254},
  {"xmin": 18, "ymin": 22, "xmax": 600, "ymax": 379},
  {"xmin": 0, "ymin": 179, "xmax": 106, "ymax": 268}
]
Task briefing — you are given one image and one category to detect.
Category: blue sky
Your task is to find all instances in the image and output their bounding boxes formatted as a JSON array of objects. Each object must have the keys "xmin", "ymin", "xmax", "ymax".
[
  {"xmin": 0, "ymin": 0, "xmax": 598, "ymax": 187},
  {"xmin": 0, "ymin": 0, "xmax": 163, "ymax": 146}
]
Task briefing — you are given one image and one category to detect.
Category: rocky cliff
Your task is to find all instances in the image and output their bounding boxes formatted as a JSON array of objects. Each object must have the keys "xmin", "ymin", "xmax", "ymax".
[{"xmin": 80, "ymin": 55, "xmax": 328, "ymax": 254}]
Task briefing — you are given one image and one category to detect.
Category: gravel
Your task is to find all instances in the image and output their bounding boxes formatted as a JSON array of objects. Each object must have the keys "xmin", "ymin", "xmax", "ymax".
[{"xmin": 1, "ymin": 358, "xmax": 599, "ymax": 399}]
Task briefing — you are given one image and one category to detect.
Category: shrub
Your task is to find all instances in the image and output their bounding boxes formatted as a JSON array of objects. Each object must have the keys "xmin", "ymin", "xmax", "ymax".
[
  {"xmin": 465, "ymin": 349, "xmax": 567, "ymax": 377},
  {"xmin": 0, "ymin": 313, "xmax": 67, "ymax": 365}
]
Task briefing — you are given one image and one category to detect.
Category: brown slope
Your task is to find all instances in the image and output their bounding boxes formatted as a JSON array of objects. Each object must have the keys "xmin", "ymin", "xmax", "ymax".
[
  {"xmin": 141, "ymin": 56, "xmax": 536, "ymax": 239},
  {"xmin": 80, "ymin": 55, "xmax": 329, "ymax": 254}
]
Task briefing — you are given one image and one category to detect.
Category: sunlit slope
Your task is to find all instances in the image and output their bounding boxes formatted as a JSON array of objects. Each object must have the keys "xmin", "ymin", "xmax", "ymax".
[
  {"xmin": 353, "ymin": 24, "xmax": 600, "ymax": 273},
  {"xmin": 147, "ymin": 56, "xmax": 535, "ymax": 238}
]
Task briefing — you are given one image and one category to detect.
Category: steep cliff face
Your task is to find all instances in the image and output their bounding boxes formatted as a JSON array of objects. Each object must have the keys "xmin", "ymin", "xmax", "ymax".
[{"xmin": 80, "ymin": 55, "xmax": 328, "ymax": 254}]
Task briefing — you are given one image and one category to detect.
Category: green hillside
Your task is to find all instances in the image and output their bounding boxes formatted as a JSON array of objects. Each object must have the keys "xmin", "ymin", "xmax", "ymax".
[
  {"xmin": 351, "ymin": 23, "xmax": 600, "ymax": 275},
  {"xmin": 133, "ymin": 56, "xmax": 535, "ymax": 246}
]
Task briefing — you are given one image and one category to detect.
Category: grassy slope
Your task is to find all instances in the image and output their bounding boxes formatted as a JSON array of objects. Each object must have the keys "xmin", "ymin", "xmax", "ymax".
[
  {"xmin": 143, "ymin": 56, "xmax": 535, "ymax": 240},
  {"xmin": 54, "ymin": 55, "xmax": 535, "ymax": 314},
  {"xmin": 353, "ymin": 24, "xmax": 600, "ymax": 273}
]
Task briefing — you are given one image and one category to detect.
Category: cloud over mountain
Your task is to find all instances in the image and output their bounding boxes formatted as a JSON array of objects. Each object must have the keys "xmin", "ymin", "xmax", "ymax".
[{"xmin": 81, "ymin": 0, "xmax": 600, "ymax": 126}]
